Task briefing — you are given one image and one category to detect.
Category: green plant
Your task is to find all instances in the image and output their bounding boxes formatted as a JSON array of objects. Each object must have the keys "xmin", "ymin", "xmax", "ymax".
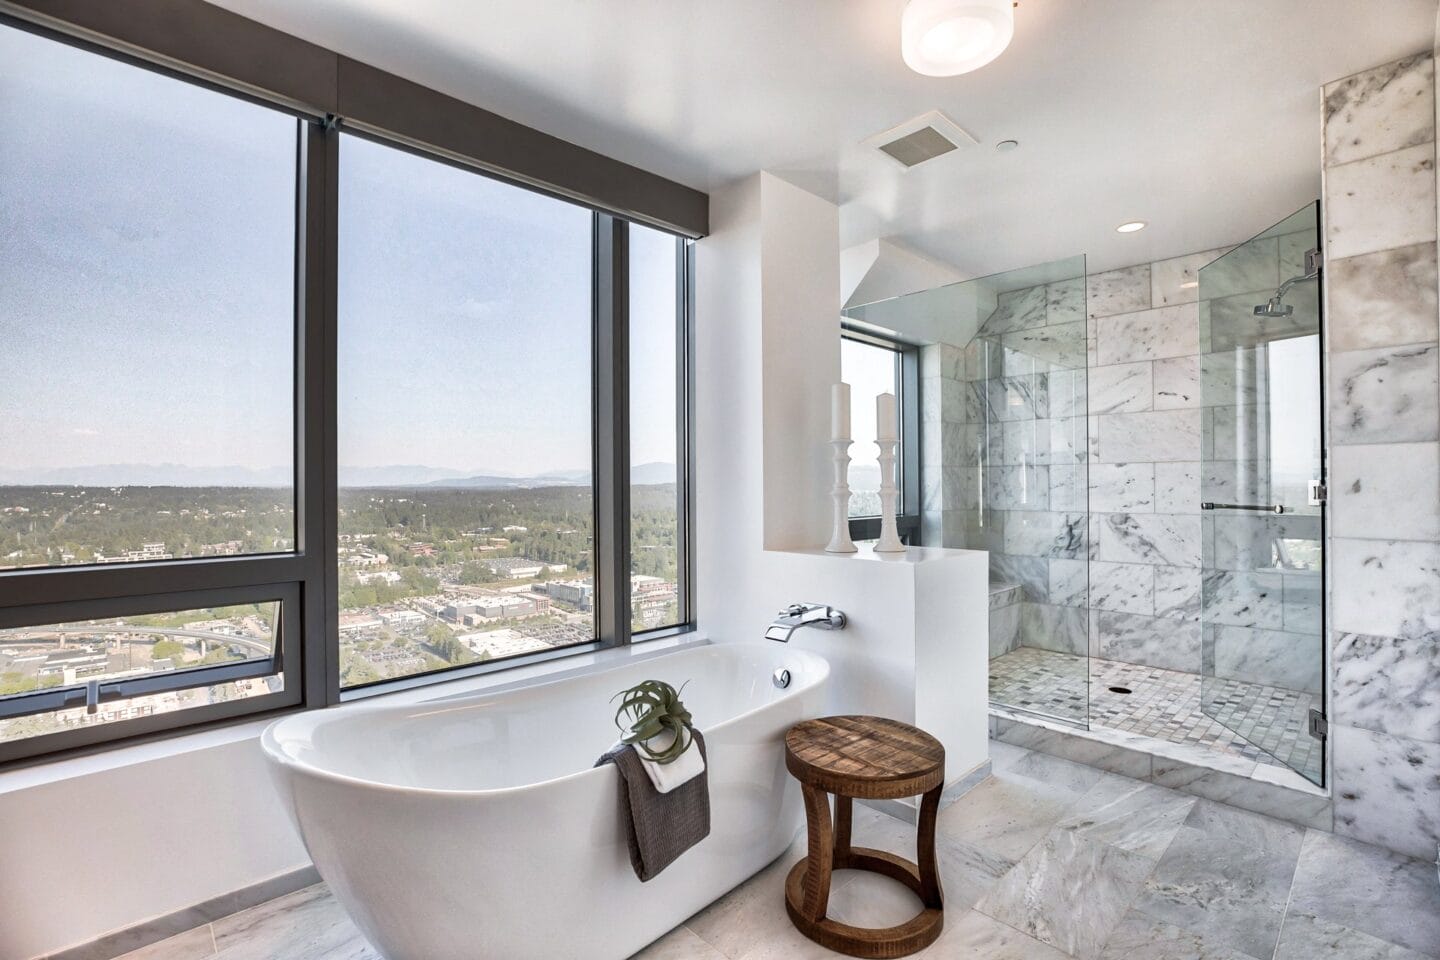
[{"xmin": 611, "ymin": 679, "xmax": 694, "ymax": 764}]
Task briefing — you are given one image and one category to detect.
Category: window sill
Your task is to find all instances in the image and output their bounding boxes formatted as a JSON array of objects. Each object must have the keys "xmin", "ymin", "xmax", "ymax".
[{"xmin": 0, "ymin": 630, "xmax": 707, "ymax": 796}]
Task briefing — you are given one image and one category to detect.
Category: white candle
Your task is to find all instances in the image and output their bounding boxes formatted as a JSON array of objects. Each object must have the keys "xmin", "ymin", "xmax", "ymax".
[
  {"xmin": 831, "ymin": 383, "xmax": 851, "ymax": 441},
  {"xmin": 876, "ymin": 392, "xmax": 897, "ymax": 442}
]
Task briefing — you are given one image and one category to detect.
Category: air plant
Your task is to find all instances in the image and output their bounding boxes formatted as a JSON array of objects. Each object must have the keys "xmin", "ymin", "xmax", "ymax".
[{"xmin": 611, "ymin": 679, "xmax": 694, "ymax": 764}]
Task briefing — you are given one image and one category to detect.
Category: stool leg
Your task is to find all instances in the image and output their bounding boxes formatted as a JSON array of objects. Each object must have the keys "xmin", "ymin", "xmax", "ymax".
[
  {"xmin": 799, "ymin": 782, "xmax": 833, "ymax": 921},
  {"xmin": 833, "ymin": 794, "xmax": 853, "ymax": 867},
  {"xmin": 916, "ymin": 783, "xmax": 944, "ymax": 909}
]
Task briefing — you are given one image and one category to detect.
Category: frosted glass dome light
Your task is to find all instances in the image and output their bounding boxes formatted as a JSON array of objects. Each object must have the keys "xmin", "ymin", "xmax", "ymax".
[{"xmin": 902, "ymin": 0, "xmax": 1014, "ymax": 77}]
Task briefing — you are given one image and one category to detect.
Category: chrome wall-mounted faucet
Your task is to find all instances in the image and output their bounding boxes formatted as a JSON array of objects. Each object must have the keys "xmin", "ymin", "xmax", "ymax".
[{"xmin": 765, "ymin": 603, "xmax": 847, "ymax": 642}]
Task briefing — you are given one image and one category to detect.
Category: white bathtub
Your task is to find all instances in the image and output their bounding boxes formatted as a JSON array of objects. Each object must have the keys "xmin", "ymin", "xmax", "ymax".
[{"xmin": 261, "ymin": 642, "xmax": 830, "ymax": 960}]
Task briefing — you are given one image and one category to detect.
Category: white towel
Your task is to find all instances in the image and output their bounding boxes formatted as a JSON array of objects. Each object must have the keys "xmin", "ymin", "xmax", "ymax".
[{"xmin": 622, "ymin": 728, "xmax": 705, "ymax": 795}]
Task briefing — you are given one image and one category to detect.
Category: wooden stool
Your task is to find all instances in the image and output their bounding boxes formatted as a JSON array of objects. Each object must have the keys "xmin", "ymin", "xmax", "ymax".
[{"xmin": 782, "ymin": 716, "xmax": 945, "ymax": 958}]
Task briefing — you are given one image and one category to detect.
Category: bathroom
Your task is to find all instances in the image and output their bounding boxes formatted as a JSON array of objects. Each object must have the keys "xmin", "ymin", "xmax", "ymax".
[{"xmin": 1, "ymin": 2, "xmax": 1438, "ymax": 959}]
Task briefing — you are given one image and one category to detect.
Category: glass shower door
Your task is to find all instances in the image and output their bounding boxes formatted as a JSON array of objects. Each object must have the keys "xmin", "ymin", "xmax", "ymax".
[{"xmin": 1198, "ymin": 202, "xmax": 1325, "ymax": 785}]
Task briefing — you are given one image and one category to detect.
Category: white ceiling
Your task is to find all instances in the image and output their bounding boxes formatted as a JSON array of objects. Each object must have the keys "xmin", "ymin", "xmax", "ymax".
[{"xmin": 209, "ymin": 0, "xmax": 1436, "ymax": 275}]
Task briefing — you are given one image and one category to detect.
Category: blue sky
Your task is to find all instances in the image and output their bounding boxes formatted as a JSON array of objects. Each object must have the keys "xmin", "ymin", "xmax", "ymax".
[{"xmin": 1, "ymin": 24, "xmax": 679, "ymax": 484}]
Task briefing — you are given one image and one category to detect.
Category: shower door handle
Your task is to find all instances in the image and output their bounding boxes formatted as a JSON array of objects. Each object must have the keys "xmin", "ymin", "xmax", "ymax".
[{"xmin": 1200, "ymin": 502, "xmax": 1286, "ymax": 514}]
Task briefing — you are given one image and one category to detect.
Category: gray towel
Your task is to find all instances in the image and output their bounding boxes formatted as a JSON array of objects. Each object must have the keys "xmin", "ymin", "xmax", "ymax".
[{"xmin": 595, "ymin": 729, "xmax": 710, "ymax": 881}]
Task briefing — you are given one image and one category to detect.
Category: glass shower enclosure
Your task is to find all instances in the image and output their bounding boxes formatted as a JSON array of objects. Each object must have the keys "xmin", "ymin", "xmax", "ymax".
[
  {"xmin": 844, "ymin": 255, "xmax": 1091, "ymax": 726},
  {"xmin": 1198, "ymin": 202, "xmax": 1326, "ymax": 785}
]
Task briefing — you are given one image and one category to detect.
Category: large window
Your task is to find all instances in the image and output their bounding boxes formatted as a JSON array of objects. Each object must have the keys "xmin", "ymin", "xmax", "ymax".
[
  {"xmin": 0, "ymin": 25, "xmax": 298, "ymax": 567},
  {"xmin": 628, "ymin": 225, "xmax": 689, "ymax": 633},
  {"xmin": 841, "ymin": 333, "xmax": 921, "ymax": 543},
  {"xmin": 0, "ymin": 23, "xmax": 309, "ymax": 761},
  {"xmin": 0, "ymin": 13, "xmax": 696, "ymax": 762},
  {"xmin": 336, "ymin": 134, "xmax": 596, "ymax": 688}
]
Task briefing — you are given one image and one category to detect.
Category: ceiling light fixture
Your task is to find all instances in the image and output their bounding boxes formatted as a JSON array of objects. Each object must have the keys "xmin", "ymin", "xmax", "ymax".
[
  {"xmin": 995, "ymin": 139, "xmax": 1019, "ymax": 152},
  {"xmin": 1115, "ymin": 220, "xmax": 1148, "ymax": 233},
  {"xmin": 902, "ymin": 0, "xmax": 1015, "ymax": 77}
]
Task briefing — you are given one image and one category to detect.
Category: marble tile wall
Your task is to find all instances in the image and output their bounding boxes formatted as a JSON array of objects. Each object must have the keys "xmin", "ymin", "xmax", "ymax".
[{"xmin": 1321, "ymin": 51, "xmax": 1440, "ymax": 863}]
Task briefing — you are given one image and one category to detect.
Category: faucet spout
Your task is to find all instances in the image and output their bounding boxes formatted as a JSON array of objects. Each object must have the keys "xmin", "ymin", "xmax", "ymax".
[{"xmin": 765, "ymin": 603, "xmax": 847, "ymax": 642}]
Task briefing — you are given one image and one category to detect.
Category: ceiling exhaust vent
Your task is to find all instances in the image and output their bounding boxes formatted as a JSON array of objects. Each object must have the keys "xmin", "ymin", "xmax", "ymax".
[{"xmin": 865, "ymin": 110, "xmax": 977, "ymax": 169}]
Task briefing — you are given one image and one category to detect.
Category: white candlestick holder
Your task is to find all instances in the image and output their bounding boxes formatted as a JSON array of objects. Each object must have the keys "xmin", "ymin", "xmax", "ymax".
[
  {"xmin": 874, "ymin": 438, "xmax": 905, "ymax": 553},
  {"xmin": 825, "ymin": 439, "xmax": 858, "ymax": 553}
]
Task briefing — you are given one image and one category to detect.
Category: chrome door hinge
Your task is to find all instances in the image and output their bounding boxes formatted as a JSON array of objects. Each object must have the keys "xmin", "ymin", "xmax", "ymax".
[
  {"xmin": 1308, "ymin": 709, "xmax": 1329, "ymax": 740},
  {"xmin": 1305, "ymin": 247, "xmax": 1324, "ymax": 274},
  {"xmin": 1308, "ymin": 481, "xmax": 1327, "ymax": 506}
]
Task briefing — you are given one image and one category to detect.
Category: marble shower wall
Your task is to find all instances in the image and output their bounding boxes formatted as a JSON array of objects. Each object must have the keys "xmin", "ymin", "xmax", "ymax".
[{"xmin": 1320, "ymin": 51, "xmax": 1440, "ymax": 863}]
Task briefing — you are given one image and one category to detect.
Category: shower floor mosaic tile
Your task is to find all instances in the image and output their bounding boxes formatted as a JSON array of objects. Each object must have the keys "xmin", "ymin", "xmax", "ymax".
[{"xmin": 988, "ymin": 646, "xmax": 1322, "ymax": 781}]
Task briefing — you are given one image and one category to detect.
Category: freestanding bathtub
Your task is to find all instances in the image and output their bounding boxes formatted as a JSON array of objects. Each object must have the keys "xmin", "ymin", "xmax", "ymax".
[{"xmin": 261, "ymin": 641, "xmax": 830, "ymax": 960}]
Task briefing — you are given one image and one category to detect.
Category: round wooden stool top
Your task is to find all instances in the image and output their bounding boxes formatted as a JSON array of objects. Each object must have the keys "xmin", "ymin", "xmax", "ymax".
[
  {"xmin": 782, "ymin": 716, "xmax": 946, "ymax": 959},
  {"xmin": 785, "ymin": 715, "xmax": 944, "ymax": 799}
]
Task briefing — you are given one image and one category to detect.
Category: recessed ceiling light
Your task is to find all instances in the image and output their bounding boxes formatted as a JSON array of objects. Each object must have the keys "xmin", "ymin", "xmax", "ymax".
[
  {"xmin": 902, "ymin": 0, "xmax": 1015, "ymax": 77},
  {"xmin": 1115, "ymin": 220, "xmax": 1147, "ymax": 233},
  {"xmin": 995, "ymin": 139, "xmax": 1019, "ymax": 152}
]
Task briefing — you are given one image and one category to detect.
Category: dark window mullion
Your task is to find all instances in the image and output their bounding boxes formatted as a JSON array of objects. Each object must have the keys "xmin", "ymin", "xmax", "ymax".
[
  {"xmin": 593, "ymin": 214, "xmax": 631, "ymax": 646},
  {"xmin": 312, "ymin": 117, "xmax": 341, "ymax": 706},
  {"xmin": 675, "ymin": 237, "xmax": 695, "ymax": 626}
]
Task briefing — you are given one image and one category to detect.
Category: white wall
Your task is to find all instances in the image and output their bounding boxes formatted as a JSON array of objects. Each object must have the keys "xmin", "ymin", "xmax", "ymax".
[
  {"xmin": 694, "ymin": 173, "xmax": 990, "ymax": 780},
  {"xmin": 0, "ymin": 732, "xmax": 308, "ymax": 960}
]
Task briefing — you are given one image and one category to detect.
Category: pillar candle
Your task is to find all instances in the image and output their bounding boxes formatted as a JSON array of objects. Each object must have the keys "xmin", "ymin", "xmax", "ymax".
[
  {"xmin": 876, "ymin": 392, "xmax": 897, "ymax": 441},
  {"xmin": 832, "ymin": 383, "xmax": 851, "ymax": 440}
]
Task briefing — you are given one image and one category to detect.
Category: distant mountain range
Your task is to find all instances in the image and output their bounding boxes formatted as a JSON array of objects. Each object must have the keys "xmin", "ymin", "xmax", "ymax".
[{"xmin": 0, "ymin": 462, "xmax": 678, "ymax": 489}]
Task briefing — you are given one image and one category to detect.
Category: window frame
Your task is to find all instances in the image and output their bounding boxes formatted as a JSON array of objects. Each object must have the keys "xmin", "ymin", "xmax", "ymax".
[
  {"xmin": 0, "ymin": 11, "xmax": 698, "ymax": 762},
  {"xmin": 841, "ymin": 328, "xmax": 922, "ymax": 546}
]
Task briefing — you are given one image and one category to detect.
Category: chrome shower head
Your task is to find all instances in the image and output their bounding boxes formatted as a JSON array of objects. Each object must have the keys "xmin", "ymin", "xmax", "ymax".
[{"xmin": 1253, "ymin": 296, "xmax": 1294, "ymax": 318}]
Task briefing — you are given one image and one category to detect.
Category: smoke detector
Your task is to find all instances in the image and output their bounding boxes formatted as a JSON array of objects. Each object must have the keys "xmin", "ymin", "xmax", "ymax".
[{"xmin": 864, "ymin": 110, "xmax": 977, "ymax": 169}]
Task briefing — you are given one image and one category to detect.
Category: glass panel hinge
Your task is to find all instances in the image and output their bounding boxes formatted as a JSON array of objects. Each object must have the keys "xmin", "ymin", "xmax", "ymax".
[{"xmin": 1308, "ymin": 709, "xmax": 1328, "ymax": 740}]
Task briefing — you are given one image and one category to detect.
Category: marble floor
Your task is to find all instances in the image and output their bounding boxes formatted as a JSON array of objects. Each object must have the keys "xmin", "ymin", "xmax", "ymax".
[
  {"xmin": 114, "ymin": 741, "xmax": 1440, "ymax": 960},
  {"xmin": 989, "ymin": 647, "xmax": 1322, "ymax": 782}
]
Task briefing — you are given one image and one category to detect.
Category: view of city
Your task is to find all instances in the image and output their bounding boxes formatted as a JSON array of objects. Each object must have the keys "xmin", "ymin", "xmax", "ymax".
[
  {"xmin": 0, "ymin": 600, "xmax": 279, "ymax": 743},
  {"xmin": 0, "ymin": 477, "xmax": 681, "ymax": 740}
]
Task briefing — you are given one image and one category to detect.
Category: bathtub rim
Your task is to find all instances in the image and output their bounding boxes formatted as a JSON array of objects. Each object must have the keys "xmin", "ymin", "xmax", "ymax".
[{"xmin": 260, "ymin": 641, "xmax": 829, "ymax": 799}]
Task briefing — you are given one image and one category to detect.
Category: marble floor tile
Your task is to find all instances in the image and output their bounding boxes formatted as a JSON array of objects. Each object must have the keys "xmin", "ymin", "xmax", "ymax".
[
  {"xmin": 1288, "ymin": 829, "xmax": 1440, "ymax": 958},
  {"xmin": 1097, "ymin": 909, "xmax": 1255, "ymax": 960},
  {"xmin": 631, "ymin": 924, "xmax": 728, "ymax": 960},
  {"xmin": 978, "ymin": 828, "xmax": 1154, "ymax": 960},
  {"xmin": 1054, "ymin": 774, "xmax": 1196, "ymax": 860},
  {"xmin": 210, "ymin": 885, "xmax": 378, "ymax": 960},
  {"xmin": 922, "ymin": 908, "xmax": 1074, "ymax": 959},
  {"xmin": 1274, "ymin": 911, "xmax": 1437, "ymax": 960},
  {"xmin": 934, "ymin": 767, "xmax": 1087, "ymax": 864},
  {"xmin": 112, "ymin": 927, "xmax": 216, "ymax": 960},
  {"xmin": 1130, "ymin": 817, "xmax": 1300, "ymax": 959},
  {"xmin": 846, "ymin": 803, "xmax": 1017, "ymax": 911},
  {"xmin": 684, "ymin": 844, "xmax": 805, "ymax": 959}
]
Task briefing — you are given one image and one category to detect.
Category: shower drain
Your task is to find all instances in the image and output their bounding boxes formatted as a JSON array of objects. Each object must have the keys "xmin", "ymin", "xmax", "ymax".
[{"xmin": 1107, "ymin": 685, "xmax": 1133, "ymax": 695}]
